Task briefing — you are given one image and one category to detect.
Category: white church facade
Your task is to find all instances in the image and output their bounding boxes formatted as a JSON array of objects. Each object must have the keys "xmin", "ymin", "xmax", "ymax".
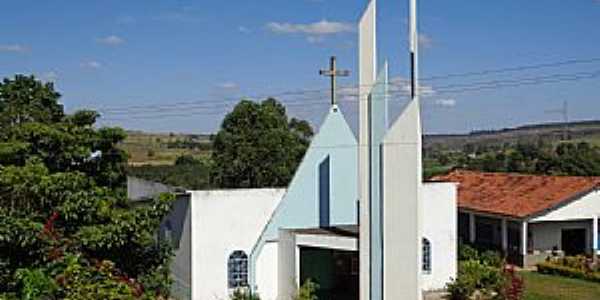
[
  {"xmin": 158, "ymin": 106, "xmax": 457, "ymax": 300},
  {"xmin": 162, "ymin": 105, "xmax": 457, "ymax": 300},
  {"xmin": 149, "ymin": 1, "xmax": 459, "ymax": 299}
]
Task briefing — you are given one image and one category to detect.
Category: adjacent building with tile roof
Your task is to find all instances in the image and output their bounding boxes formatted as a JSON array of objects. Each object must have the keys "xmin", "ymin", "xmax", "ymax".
[{"xmin": 434, "ymin": 170, "xmax": 600, "ymax": 267}]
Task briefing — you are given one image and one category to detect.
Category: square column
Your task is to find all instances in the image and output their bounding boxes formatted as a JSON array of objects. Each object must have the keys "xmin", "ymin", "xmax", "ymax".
[
  {"xmin": 501, "ymin": 218, "xmax": 508, "ymax": 253},
  {"xmin": 593, "ymin": 215, "xmax": 598, "ymax": 258},
  {"xmin": 469, "ymin": 213, "xmax": 476, "ymax": 244},
  {"xmin": 521, "ymin": 221, "xmax": 528, "ymax": 257}
]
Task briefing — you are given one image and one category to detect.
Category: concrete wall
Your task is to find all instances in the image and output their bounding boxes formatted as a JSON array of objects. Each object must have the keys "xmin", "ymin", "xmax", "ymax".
[
  {"xmin": 529, "ymin": 220, "xmax": 592, "ymax": 253},
  {"xmin": 158, "ymin": 194, "xmax": 192, "ymax": 299},
  {"xmin": 422, "ymin": 183, "xmax": 457, "ymax": 292},
  {"xmin": 190, "ymin": 189, "xmax": 285, "ymax": 300},
  {"xmin": 256, "ymin": 242, "xmax": 279, "ymax": 300},
  {"xmin": 127, "ymin": 176, "xmax": 178, "ymax": 201},
  {"xmin": 277, "ymin": 230, "xmax": 298, "ymax": 300},
  {"xmin": 529, "ymin": 190, "xmax": 600, "ymax": 254}
]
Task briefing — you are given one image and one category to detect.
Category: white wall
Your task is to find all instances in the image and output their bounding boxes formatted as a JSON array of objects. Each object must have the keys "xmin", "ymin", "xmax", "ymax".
[
  {"xmin": 277, "ymin": 230, "xmax": 298, "ymax": 300},
  {"xmin": 531, "ymin": 190, "xmax": 600, "ymax": 222},
  {"xmin": 529, "ymin": 221, "xmax": 592, "ymax": 253},
  {"xmin": 256, "ymin": 242, "xmax": 278, "ymax": 300},
  {"xmin": 190, "ymin": 189, "xmax": 285, "ymax": 300},
  {"xmin": 421, "ymin": 182, "xmax": 457, "ymax": 292}
]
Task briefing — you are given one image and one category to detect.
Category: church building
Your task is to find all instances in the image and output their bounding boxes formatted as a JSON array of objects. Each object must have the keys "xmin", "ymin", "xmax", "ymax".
[{"xmin": 151, "ymin": 1, "xmax": 459, "ymax": 299}]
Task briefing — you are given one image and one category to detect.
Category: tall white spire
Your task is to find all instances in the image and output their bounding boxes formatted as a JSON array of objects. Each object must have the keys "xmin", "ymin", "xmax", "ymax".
[
  {"xmin": 380, "ymin": 0, "xmax": 423, "ymax": 298},
  {"xmin": 358, "ymin": 1, "xmax": 377, "ymax": 300}
]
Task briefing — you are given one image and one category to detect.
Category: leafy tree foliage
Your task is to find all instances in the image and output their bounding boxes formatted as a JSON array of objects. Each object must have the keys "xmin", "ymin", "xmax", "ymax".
[
  {"xmin": 0, "ymin": 75, "xmax": 174, "ymax": 299},
  {"xmin": 211, "ymin": 98, "xmax": 314, "ymax": 188},
  {"xmin": 425, "ymin": 138, "xmax": 600, "ymax": 178},
  {"xmin": 461, "ymin": 141, "xmax": 600, "ymax": 176},
  {"xmin": 0, "ymin": 75, "xmax": 63, "ymax": 130}
]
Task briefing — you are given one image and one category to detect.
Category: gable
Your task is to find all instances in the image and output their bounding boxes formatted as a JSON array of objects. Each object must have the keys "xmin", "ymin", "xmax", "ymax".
[
  {"xmin": 249, "ymin": 105, "xmax": 358, "ymax": 286},
  {"xmin": 531, "ymin": 189, "xmax": 600, "ymax": 222},
  {"xmin": 255, "ymin": 105, "xmax": 358, "ymax": 242}
]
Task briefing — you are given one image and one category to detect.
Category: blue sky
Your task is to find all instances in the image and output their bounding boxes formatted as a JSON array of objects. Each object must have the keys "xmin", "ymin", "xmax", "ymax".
[{"xmin": 1, "ymin": 0, "xmax": 599, "ymax": 134}]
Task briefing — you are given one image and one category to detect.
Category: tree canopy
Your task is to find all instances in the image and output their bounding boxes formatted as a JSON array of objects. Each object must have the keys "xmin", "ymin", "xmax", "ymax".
[
  {"xmin": 425, "ymin": 139, "xmax": 600, "ymax": 178},
  {"xmin": 211, "ymin": 98, "xmax": 314, "ymax": 188},
  {"xmin": 0, "ymin": 75, "xmax": 174, "ymax": 299}
]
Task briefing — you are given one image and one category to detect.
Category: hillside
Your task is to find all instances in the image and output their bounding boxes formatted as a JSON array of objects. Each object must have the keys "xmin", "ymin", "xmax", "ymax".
[
  {"xmin": 121, "ymin": 120, "xmax": 600, "ymax": 165},
  {"xmin": 120, "ymin": 131, "xmax": 212, "ymax": 165},
  {"xmin": 424, "ymin": 120, "xmax": 600, "ymax": 152}
]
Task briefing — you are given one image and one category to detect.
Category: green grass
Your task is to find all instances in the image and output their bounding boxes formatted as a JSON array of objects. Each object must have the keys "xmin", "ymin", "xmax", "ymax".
[{"xmin": 521, "ymin": 271, "xmax": 600, "ymax": 300}]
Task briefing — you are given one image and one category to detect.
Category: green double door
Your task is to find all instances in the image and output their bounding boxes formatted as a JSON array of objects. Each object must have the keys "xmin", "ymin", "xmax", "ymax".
[{"xmin": 299, "ymin": 247, "xmax": 359, "ymax": 300}]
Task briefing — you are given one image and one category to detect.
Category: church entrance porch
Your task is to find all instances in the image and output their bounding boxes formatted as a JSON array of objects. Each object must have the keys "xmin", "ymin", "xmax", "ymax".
[{"xmin": 299, "ymin": 247, "xmax": 359, "ymax": 300}]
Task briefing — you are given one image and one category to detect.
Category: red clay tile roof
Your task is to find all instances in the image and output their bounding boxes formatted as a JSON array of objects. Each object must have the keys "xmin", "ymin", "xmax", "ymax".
[{"xmin": 432, "ymin": 170, "xmax": 600, "ymax": 218}]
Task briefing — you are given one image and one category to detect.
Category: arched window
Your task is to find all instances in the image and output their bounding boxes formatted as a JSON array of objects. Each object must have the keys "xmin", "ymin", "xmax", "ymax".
[
  {"xmin": 228, "ymin": 251, "xmax": 248, "ymax": 289},
  {"xmin": 422, "ymin": 238, "xmax": 432, "ymax": 273}
]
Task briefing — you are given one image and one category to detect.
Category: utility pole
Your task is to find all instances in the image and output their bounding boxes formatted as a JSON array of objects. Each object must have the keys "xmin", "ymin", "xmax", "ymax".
[
  {"xmin": 545, "ymin": 100, "xmax": 569, "ymax": 140},
  {"xmin": 320, "ymin": 56, "xmax": 350, "ymax": 105}
]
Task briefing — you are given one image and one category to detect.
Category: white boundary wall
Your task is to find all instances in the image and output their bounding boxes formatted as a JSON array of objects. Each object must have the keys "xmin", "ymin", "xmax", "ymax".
[
  {"xmin": 422, "ymin": 183, "xmax": 457, "ymax": 291},
  {"xmin": 190, "ymin": 189, "xmax": 285, "ymax": 300}
]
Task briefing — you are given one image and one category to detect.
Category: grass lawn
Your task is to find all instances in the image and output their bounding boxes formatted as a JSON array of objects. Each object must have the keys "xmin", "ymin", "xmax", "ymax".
[{"xmin": 521, "ymin": 271, "xmax": 600, "ymax": 300}]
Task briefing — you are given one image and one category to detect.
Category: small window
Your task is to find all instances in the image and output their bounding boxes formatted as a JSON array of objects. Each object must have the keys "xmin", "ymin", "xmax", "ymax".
[
  {"xmin": 228, "ymin": 251, "xmax": 248, "ymax": 289},
  {"xmin": 164, "ymin": 220, "xmax": 173, "ymax": 243},
  {"xmin": 422, "ymin": 238, "xmax": 432, "ymax": 273}
]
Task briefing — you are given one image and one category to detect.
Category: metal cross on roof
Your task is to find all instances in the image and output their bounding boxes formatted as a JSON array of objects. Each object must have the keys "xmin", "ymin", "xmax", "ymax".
[{"xmin": 320, "ymin": 56, "xmax": 350, "ymax": 106}]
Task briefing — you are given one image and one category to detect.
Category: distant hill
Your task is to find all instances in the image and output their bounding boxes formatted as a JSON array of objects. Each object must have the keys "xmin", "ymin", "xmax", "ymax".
[
  {"xmin": 424, "ymin": 120, "xmax": 600, "ymax": 151},
  {"xmin": 122, "ymin": 120, "xmax": 600, "ymax": 165},
  {"xmin": 121, "ymin": 131, "xmax": 212, "ymax": 165}
]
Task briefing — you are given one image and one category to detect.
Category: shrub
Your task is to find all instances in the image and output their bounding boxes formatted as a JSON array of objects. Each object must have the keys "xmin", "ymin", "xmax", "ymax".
[
  {"xmin": 480, "ymin": 250, "xmax": 503, "ymax": 268},
  {"xmin": 446, "ymin": 260, "xmax": 505, "ymax": 300},
  {"xmin": 230, "ymin": 289, "xmax": 261, "ymax": 300},
  {"xmin": 294, "ymin": 279, "xmax": 319, "ymax": 300},
  {"xmin": 458, "ymin": 244, "xmax": 479, "ymax": 262},
  {"xmin": 547, "ymin": 255, "xmax": 598, "ymax": 272},
  {"xmin": 500, "ymin": 266, "xmax": 524, "ymax": 300},
  {"xmin": 447, "ymin": 260, "xmax": 524, "ymax": 300},
  {"xmin": 14, "ymin": 269, "xmax": 57, "ymax": 300},
  {"xmin": 458, "ymin": 244, "xmax": 503, "ymax": 267},
  {"xmin": 537, "ymin": 261, "xmax": 600, "ymax": 283}
]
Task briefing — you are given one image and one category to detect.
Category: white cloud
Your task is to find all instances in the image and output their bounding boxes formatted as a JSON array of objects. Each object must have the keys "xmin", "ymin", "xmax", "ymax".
[
  {"xmin": 217, "ymin": 82, "xmax": 238, "ymax": 89},
  {"xmin": 435, "ymin": 99, "xmax": 457, "ymax": 107},
  {"xmin": 96, "ymin": 35, "xmax": 125, "ymax": 46},
  {"xmin": 81, "ymin": 61, "xmax": 102, "ymax": 69},
  {"xmin": 0, "ymin": 44, "xmax": 28, "ymax": 53},
  {"xmin": 266, "ymin": 20, "xmax": 354, "ymax": 35},
  {"xmin": 238, "ymin": 26, "xmax": 251, "ymax": 33},
  {"xmin": 418, "ymin": 34, "xmax": 433, "ymax": 48}
]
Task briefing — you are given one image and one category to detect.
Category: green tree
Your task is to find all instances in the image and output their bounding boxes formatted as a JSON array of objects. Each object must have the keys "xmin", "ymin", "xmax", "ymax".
[
  {"xmin": 211, "ymin": 98, "xmax": 313, "ymax": 188},
  {"xmin": 0, "ymin": 75, "xmax": 174, "ymax": 299},
  {"xmin": 0, "ymin": 75, "xmax": 63, "ymax": 131}
]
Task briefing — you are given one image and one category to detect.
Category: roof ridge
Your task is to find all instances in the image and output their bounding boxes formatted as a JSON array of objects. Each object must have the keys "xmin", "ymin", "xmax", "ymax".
[{"xmin": 446, "ymin": 169, "xmax": 600, "ymax": 180}]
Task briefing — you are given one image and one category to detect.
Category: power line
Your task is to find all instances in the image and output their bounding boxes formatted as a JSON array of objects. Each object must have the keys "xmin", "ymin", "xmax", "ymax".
[
  {"xmin": 97, "ymin": 65, "xmax": 600, "ymax": 122},
  {"xmin": 96, "ymin": 56, "xmax": 600, "ymax": 115},
  {"xmin": 421, "ymin": 57, "xmax": 600, "ymax": 81}
]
